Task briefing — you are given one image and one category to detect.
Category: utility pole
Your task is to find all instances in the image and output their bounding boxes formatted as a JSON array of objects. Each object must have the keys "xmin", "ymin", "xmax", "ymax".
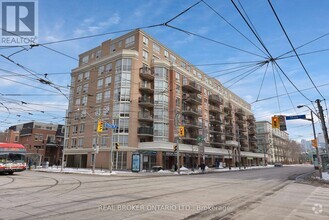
[
  {"xmin": 110, "ymin": 127, "xmax": 114, "ymax": 173},
  {"xmin": 176, "ymin": 112, "xmax": 181, "ymax": 175},
  {"xmin": 61, "ymin": 110, "xmax": 68, "ymax": 172},
  {"xmin": 237, "ymin": 125, "xmax": 241, "ymax": 170},
  {"xmin": 310, "ymin": 111, "xmax": 322, "ymax": 178},
  {"xmin": 316, "ymin": 99, "xmax": 329, "ymax": 173}
]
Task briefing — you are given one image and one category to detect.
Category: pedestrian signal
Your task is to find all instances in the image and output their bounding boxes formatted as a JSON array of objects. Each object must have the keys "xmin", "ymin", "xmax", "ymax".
[
  {"xmin": 173, "ymin": 145, "xmax": 178, "ymax": 152},
  {"xmin": 115, "ymin": 143, "xmax": 119, "ymax": 150}
]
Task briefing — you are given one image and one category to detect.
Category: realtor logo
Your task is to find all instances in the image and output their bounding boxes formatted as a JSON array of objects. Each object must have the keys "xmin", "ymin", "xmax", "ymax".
[{"xmin": 0, "ymin": 0, "xmax": 38, "ymax": 45}]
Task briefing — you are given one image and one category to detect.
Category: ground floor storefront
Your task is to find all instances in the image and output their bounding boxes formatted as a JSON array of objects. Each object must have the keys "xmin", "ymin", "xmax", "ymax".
[{"xmin": 64, "ymin": 142, "xmax": 264, "ymax": 171}]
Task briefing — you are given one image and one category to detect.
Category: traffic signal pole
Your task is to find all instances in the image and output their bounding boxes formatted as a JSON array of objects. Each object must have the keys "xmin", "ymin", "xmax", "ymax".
[{"xmin": 316, "ymin": 99, "xmax": 329, "ymax": 173}]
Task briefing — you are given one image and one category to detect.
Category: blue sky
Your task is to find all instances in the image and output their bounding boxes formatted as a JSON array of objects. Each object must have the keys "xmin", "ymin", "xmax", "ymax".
[{"xmin": 1, "ymin": 0, "xmax": 329, "ymax": 142}]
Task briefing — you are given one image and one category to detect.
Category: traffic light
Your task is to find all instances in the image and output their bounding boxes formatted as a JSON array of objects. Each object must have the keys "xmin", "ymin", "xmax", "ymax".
[
  {"xmin": 179, "ymin": 126, "xmax": 185, "ymax": 137},
  {"xmin": 272, "ymin": 116, "xmax": 280, "ymax": 129},
  {"xmin": 115, "ymin": 143, "xmax": 119, "ymax": 150},
  {"xmin": 311, "ymin": 139, "xmax": 318, "ymax": 148},
  {"xmin": 97, "ymin": 120, "xmax": 103, "ymax": 132},
  {"xmin": 173, "ymin": 145, "xmax": 177, "ymax": 152}
]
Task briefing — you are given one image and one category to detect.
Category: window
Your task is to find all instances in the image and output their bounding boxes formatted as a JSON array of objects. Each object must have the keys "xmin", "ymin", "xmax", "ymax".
[
  {"xmin": 73, "ymin": 125, "xmax": 78, "ymax": 134},
  {"xmin": 176, "ymin": 72, "xmax": 180, "ymax": 82},
  {"xmin": 164, "ymin": 50, "xmax": 168, "ymax": 58},
  {"xmin": 97, "ymin": 79, "xmax": 103, "ymax": 89},
  {"xmin": 176, "ymin": 97, "xmax": 181, "ymax": 108},
  {"xmin": 197, "ymin": 72, "xmax": 202, "ymax": 79},
  {"xmin": 84, "ymin": 71, "xmax": 90, "ymax": 80},
  {"xmin": 105, "ymin": 76, "xmax": 112, "ymax": 86},
  {"xmin": 153, "ymin": 43, "xmax": 160, "ymax": 53},
  {"xmin": 77, "ymin": 73, "xmax": 83, "ymax": 82},
  {"xmin": 96, "ymin": 92, "xmax": 102, "ymax": 103},
  {"xmin": 110, "ymin": 44, "xmax": 116, "ymax": 52},
  {"xmin": 143, "ymin": 50, "xmax": 148, "ymax": 60},
  {"xmin": 95, "ymin": 107, "xmax": 101, "ymax": 116},
  {"xmin": 83, "ymin": 83, "xmax": 88, "ymax": 93},
  {"xmin": 81, "ymin": 96, "xmax": 87, "ymax": 106},
  {"xmin": 95, "ymin": 50, "xmax": 101, "ymax": 59},
  {"xmin": 187, "ymin": 65, "xmax": 190, "ymax": 72},
  {"xmin": 180, "ymin": 61, "xmax": 186, "ymax": 69},
  {"xmin": 71, "ymin": 138, "xmax": 77, "ymax": 147},
  {"xmin": 76, "ymin": 85, "xmax": 82, "ymax": 94},
  {"xmin": 143, "ymin": 36, "xmax": 149, "ymax": 46},
  {"xmin": 98, "ymin": 66, "xmax": 105, "ymax": 76},
  {"xmin": 104, "ymin": 90, "xmax": 111, "ymax": 101},
  {"xmin": 118, "ymin": 41, "xmax": 122, "ymax": 48},
  {"xmin": 78, "ymin": 138, "xmax": 84, "ymax": 148},
  {"xmin": 105, "ymin": 63, "xmax": 112, "ymax": 72},
  {"xmin": 82, "ymin": 55, "xmax": 89, "ymax": 64},
  {"xmin": 193, "ymin": 69, "xmax": 197, "ymax": 76},
  {"xmin": 125, "ymin": 35, "xmax": 135, "ymax": 47},
  {"xmin": 75, "ymin": 98, "xmax": 80, "ymax": 106},
  {"xmin": 176, "ymin": 84, "xmax": 180, "ymax": 94},
  {"xmin": 169, "ymin": 54, "xmax": 176, "ymax": 63},
  {"xmin": 80, "ymin": 123, "xmax": 85, "ymax": 133}
]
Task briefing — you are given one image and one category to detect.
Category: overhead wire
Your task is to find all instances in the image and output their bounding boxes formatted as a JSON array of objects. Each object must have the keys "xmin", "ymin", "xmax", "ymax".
[{"xmin": 201, "ymin": 0, "xmax": 268, "ymax": 57}]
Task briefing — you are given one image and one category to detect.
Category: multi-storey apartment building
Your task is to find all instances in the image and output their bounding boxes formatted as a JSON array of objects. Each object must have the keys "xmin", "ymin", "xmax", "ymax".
[
  {"xmin": 256, "ymin": 121, "xmax": 289, "ymax": 163},
  {"xmin": 6, "ymin": 122, "xmax": 64, "ymax": 166},
  {"xmin": 65, "ymin": 29, "xmax": 263, "ymax": 170}
]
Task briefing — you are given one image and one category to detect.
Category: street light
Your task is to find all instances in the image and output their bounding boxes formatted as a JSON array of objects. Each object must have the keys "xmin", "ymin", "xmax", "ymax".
[{"xmin": 297, "ymin": 105, "xmax": 322, "ymax": 179}]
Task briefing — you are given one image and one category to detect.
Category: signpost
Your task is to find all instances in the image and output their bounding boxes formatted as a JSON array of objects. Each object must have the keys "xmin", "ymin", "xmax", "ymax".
[
  {"xmin": 104, "ymin": 122, "xmax": 118, "ymax": 173},
  {"xmin": 278, "ymin": 115, "xmax": 287, "ymax": 131},
  {"xmin": 132, "ymin": 154, "xmax": 141, "ymax": 172}
]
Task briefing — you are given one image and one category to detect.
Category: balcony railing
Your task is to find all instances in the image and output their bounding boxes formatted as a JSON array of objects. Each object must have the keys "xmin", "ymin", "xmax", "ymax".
[
  {"xmin": 235, "ymin": 108, "xmax": 245, "ymax": 116},
  {"xmin": 139, "ymin": 67, "xmax": 154, "ymax": 80},
  {"xmin": 181, "ymin": 120, "xmax": 202, "ymax": 128},
  {"xmin": 138, "ymin": 127, "xmax": 153, "ymax": 136},
  {"xmin": 139, "ymin": 83, "xmax": 154, "ymax": 94},
  {"xmin": 182, "ymin": 107, "xmax": 202, "ymax": 117},
  {"xmin": 208, "ymin": 94, "xmax": 223, "ymax": 104},
  {"xmin": 182, "ymin": 80, "xmax": 201, "ymax": 93},
  {"xmin": 182, "ymin": 93, "xmax": 202, "ymax": 105},
  {"xmin": 138, "ymin": 112, "xmax": 154, "ymax": 122},
  {"xmin": 209, "ymin": 106, "xmax": 221, "ymax": 113},
  {"xmin": 138, "ymin": 97, "xmax": 154, "ymax": 108}
]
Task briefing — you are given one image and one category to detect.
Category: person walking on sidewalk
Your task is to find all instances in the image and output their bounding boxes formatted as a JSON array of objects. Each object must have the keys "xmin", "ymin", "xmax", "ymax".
[{"xmin": 200, "ymin": 162, "xmax": 206, "ymax": 174}]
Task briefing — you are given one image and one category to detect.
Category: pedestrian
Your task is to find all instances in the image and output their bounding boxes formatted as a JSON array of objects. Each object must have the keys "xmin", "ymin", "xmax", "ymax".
[{"xmin": 200, "ymin": 162, "xmax": 205, "ymax": 173}]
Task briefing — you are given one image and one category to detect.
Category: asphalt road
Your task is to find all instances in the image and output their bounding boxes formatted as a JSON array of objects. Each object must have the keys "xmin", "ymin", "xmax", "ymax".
[{"xmin": 0, "ymin": 165, "xmax": 328, "ymax": 220}]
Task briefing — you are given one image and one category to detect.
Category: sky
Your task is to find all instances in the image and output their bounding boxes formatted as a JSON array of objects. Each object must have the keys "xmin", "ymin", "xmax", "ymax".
[{"xmin": 1, "ymin": 0, "xmax": 329, "ymax": 142}]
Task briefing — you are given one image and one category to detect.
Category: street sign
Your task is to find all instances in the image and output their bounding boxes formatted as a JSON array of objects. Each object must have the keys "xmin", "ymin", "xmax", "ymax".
[
  {"xmin": 104, "ymin": 123, "xmax": 118, "ymax": 129},
  {"xmin": 285, "ymin": 115, "xmax": 306, "ymax": 120},
  {"xmin": 197, "ymin": 136, "xmax": 203, "ymax": 143}
]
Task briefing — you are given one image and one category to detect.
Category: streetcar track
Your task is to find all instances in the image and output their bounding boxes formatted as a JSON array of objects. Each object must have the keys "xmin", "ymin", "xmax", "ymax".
[{"xmin": 0, "ymin": 176, "xmax": 15, "ymax": 186}]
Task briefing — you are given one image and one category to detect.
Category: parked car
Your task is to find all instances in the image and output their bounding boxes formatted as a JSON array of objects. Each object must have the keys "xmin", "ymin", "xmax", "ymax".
[{"xmin": 274, "ymin": 163, "xmax": 283, "ymax": 167}]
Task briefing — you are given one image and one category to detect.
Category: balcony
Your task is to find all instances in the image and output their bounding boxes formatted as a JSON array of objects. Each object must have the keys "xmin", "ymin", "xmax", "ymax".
[
  {"xmin": 139, "ymin": 83, "xmax": 154, "ymax": 94},
  {"xmin": 182, "ymin": 80, "xmax": 201, "ymax": 94},
  {"xmin": 225, "ymin": 132, "xmax": 234, "ymax": 138},
  {"xmin": 138, "ymin": 112, "xmax": 153, "ymax": 122},
  {"xmin": 225, "ymin": 114, "xmax": 232, "ymax": 119},
  {"xmin": 181, "ymin": 107, "xmax": 202, "ymax": 117},
  {"xmin": 235, "ymin": 108, "xmax": 245, "ymax": 116},
  {"xmin": 139, "ymin": 67, "xmax": 154, "ymax": 80},
  {"xmin": 138, "ymin": 97, "xmax": 154, "ymax": 108},
  {"xmin": 209, "ymin": 116, "xmax": 223, "ymax": 125},
  {"xmin": 236, "ymin": 118, "xmax": 244, "ymax": 125},
  {"xmin": 209, "ymin": 106, "xmax": 221, "ymax": 113},
  {"xmin": 210, "ymin": 139, "xmax": 225, "ymax": 146},
  {"xmin": 224, "ymin": 104, "xmax": 232, "ymax": 111},
  {"xmin": 209, "ymin": 127, "xmax": 223, "ymax": 134},
  {"xmin": 182, "ymin": 93, "xmax": 202, "ymax": 105},
  {"xmin": 138, "ymin": 127, "xmax": 153, "ymax": 136},
  {"xmin": 181, "ymin": 120, "xmax": 202, "ymax": 129},
  {"xmin": 208, "ymin": 94, "xmax": 223, "ymax": 105}
]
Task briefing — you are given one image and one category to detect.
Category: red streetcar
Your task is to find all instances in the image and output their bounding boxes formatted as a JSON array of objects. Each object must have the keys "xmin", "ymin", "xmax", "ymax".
[{"xmin": 0, "ymin": 143, "xmax": 27, "ymax": 174}]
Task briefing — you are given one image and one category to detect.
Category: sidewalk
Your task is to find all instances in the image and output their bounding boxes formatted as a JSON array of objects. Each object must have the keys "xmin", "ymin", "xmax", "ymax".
[{"xmin": 34, "ymin": 164, "xmax": 278, "ymax": 176}]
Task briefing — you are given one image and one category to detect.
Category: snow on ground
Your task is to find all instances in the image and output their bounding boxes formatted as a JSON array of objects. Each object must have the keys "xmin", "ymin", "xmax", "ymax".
[
  {"xmin": 322, "ymin": 172, "xmax": 329, "ymax": 181},
  {"xmin": 35, "ymin": 164, "xmax": 302, "ymax": 176}
]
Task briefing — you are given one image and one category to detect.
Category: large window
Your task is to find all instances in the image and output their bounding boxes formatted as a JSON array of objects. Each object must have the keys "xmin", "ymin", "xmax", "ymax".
[
  {"xmin": 125, "ymin": 35, "xmax": 135, "ymax": 47},
  {"xmin": 153, "ymin": 43, "xmax": 160, "ymax": 53},
  {"xmin": 143, "ymin": 50, "xmax": 148, "ymax": 60},
  {"xmin": 143, "ymin": 36, "xmax": 149, "ymax": 46}
]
